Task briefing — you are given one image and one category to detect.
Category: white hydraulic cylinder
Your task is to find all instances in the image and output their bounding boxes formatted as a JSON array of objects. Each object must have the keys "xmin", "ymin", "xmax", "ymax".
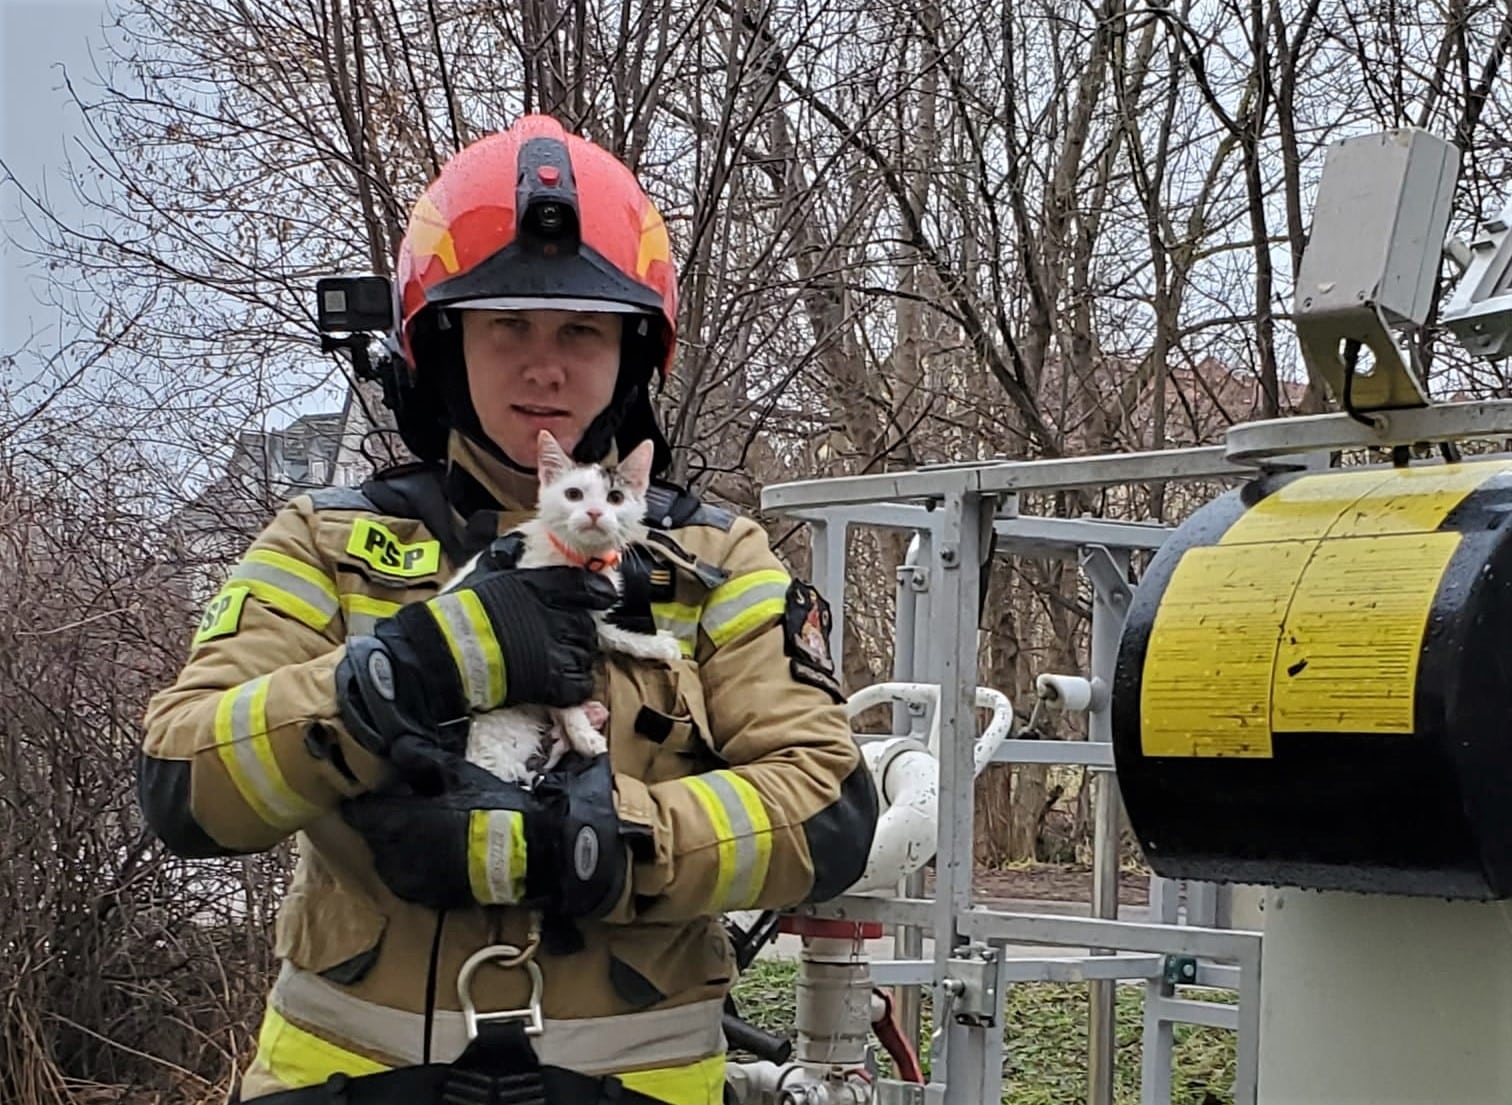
[{"xmin": 1257, "ymin": 887, "xmax": 1512, "ymax": 1104}]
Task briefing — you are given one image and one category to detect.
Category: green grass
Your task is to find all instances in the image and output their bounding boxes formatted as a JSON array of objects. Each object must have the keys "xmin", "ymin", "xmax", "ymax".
[{"xmin": 730, "ymin": 958, "xmax": 1235, "ymax": 1105}]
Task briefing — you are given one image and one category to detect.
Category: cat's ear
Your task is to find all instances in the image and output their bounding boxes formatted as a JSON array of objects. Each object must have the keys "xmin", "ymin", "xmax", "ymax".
[
  {"xmin": 617, "ymin": 439, "xmax": 655, "ymax": 497},
  {"xmin": 536, "ymin": 431, "xmax": 571, "ymax": 484}
]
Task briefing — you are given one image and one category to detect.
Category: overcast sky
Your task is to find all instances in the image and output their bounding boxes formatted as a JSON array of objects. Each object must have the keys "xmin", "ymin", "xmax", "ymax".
[{"xmin": 1, "ymin": 0, "xmax": 112, "ymax": 363}]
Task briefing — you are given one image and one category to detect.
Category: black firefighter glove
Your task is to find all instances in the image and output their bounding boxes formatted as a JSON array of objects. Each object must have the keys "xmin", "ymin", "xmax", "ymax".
[
  {"xmin": 334, "ymin": 563, "xmax": 618, "ymax": 787},
  {"xmin": 341, "ymin": 750, "xmax": 640, "ymax": 920}
]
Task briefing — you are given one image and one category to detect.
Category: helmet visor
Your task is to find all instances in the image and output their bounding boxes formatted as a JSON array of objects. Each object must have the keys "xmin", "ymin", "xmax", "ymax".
[{"xmin": 447, "ymin": 295, "xmax": 655, "ymax": 315}]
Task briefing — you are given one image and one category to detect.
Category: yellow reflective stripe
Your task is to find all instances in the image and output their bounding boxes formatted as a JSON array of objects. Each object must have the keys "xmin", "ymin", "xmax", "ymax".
[
  {"xmin": 255, "ymin": 1005, "xmax": 389, "ymax": 1089},
  {"xmin": 273, "ymin": 962, "xmax": 726, "ymax": 1071},
  {"xmin": 231, "ymin": 549, "xmax": 340, "ymax": 632},
  {"xmin": 618, "ymin": 1053, "xmax": 727, "ymax": 1105},
  {"xmin": 340, "ymin": 593, "xmax": 402, "ymax": 638},
  {"xmin": 467, "ymin": 808, "xmax": 527, "ymax": 905},
  {"xmin": 426, "ymin": 591, "xmax": 506, "ymax": 709},
  {"xmin": 683, "ymin": 770, "xmax": 773, "ymax": 911},
  {"xmin": 701, "ymin": 569, "xmax": 789, "ymax": 648},
  {"xmin": 213, "ymin": 677, "xmax": 321, "ymax": 831},
  {"xmin": 652, "ymin": 599, "xmax": 701, "ymax": 658}
]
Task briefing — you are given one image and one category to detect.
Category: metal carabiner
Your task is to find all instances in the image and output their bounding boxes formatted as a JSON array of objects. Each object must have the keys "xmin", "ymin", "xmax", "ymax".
[{"xmin": 456, "ymin": 942, "xmax": 545, "ymax": 1041}]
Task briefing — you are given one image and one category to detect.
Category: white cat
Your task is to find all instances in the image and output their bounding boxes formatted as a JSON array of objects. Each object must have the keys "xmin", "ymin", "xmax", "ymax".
[{"xmin": 445, "ymin": 430, "xmax": 682, "ymax": 784}]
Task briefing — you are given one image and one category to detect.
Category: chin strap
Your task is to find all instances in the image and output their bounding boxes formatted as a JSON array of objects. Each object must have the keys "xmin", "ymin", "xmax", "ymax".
[{"xmin": 546, "ymin": 532, "xmax": 621, "ymax": 573}]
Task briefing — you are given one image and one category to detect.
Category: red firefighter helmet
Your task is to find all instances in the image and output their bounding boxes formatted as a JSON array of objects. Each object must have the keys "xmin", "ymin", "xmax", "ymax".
[{"xmin": 394, "ymin": 116, "xmax": 678, "ymax": 376}]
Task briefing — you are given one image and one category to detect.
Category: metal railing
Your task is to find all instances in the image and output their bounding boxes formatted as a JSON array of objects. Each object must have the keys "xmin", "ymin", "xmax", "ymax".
[{"xmin": 761, "ymin": 447, "xmax": 1262, "ymax": 1105}]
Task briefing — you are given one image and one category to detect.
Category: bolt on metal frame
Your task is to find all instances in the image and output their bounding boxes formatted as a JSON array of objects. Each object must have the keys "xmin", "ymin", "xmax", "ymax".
[{"xmin": 761, "ymin": 446, "xmax": 1265, "ymax": 1105}]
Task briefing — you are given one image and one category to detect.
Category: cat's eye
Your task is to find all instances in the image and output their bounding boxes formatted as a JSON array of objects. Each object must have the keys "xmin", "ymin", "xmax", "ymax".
[
  {"xmin": 607, "ymin": 489, "xmax": 624, "ymax": 505},
  {"xmin": 564, "ymin": 487, "xmax": 584, "ymax": 502}
]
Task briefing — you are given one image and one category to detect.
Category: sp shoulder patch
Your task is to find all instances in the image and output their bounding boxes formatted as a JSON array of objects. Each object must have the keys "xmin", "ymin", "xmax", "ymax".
[
  {"xmin": 784, "ymin": 580, "xmax": 845, "ymax": 704},
  {"xmin": 193, "ymin": 584, "xmax": 250, "ymax": 647},
  {"xmin": 346, "ymin": 519, "xmax": 441, "ymax": 579}
]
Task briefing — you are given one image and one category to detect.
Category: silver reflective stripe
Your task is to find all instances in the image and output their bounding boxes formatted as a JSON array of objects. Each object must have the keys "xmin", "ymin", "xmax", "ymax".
[
  {"xmin": 230, "ymin": 558, "xmax": 340, "ymax": 630},
  {"xmin": 346, "ymin": 611, "xmax": 382, "ymax": 637},
  {"xmin": 651, "ymin": 602, "xmax": 700, "ymax": 658},
  {"xmin": 700, "ymin": 571, "xmax": 789, "ymax": 647},
  {"xmin": 702, "ymin": 773, "xmax": 761, "ymax": 909},
  {"xmin": 216, "ymin": 677, "xmax": 319, "ymax": 829},
  {"xmin": 272, "ymin": 963, "xmax": 725, "ymax": 1073},
  {"xmin": 426, "ymin": 591, "xmax": 499, "ymax": 709},
  {"xmin": 341, "ymin": 595, "xmax": 403, "ymax": 640}
]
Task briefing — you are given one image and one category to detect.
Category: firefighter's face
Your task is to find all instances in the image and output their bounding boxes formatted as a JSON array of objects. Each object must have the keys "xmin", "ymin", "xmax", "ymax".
[{"xmin": 461, "ymin": 308, "xmax": 623, "ymax": 466}]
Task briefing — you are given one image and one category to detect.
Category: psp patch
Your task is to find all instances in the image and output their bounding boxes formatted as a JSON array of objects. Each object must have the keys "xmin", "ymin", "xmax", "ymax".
[
  {"xmin": 783, "ymin": 580, "xmax": 845, "ymax": 704},
  {"xmin": 346, "ymin": 519, "xmax": 441, "ymax": 579},
  {"xmin": 192, "ymin": 584, "xmax": 250, "ymax": 648}
]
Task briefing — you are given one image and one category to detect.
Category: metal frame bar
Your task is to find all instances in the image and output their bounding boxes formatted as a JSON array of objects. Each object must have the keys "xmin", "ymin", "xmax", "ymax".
[
  {"xmin": 762, "ymin": 450, "xmax": 1264, "ymax": 1105},
  {"xmin": 762, "ymin": 446, "xmax": 1252, "ymax": 513}
]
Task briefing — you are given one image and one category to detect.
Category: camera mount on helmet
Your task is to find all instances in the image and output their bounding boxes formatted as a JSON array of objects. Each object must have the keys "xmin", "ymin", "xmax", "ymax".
[
  {"xmin": 315, "ymin": 274, "xmax": 400, "ymax": 389},
  {"xmin": 315, "ymin": 273, "xmax": 448, "ymax": 460},
  {"xmin": 516, "ymin": 137, "xmax": 581, "ymax": 255}
]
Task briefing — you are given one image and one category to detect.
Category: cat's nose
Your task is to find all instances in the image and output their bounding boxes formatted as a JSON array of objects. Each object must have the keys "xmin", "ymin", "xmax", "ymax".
[{"xmin": 586, "ymin": 509, "xmax": 603, "ymax": 523}]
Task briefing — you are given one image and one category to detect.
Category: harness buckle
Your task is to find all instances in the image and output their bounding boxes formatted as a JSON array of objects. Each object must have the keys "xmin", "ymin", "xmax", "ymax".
[{"xmin": 457, "ymin": 942, "xmax": 545, "ymax": 1041}]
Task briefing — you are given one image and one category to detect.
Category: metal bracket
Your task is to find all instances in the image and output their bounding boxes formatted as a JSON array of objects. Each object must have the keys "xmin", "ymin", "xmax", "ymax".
[
  {"xmin": 947, "ymin": 945, "xmax": 1000, "ymax": 1027},
  {"xmin": 897, "ymin": 564, "xmax": 929, "ymax": 592},
  {"xmin": 1291, "ymin": 128, "xmax": 1457, "ymax": 411},
  {"xmin": 875, "ymin": 1080, "xmax": 933, "ymax": 1105},
  {"xmin": 1079, "ymin": 545, "xmax": 1133, "ymax": 612},
  {"xmin": 1163, "ymin": 955, "xmax": 1198, "ymax": 988},
  {"xmin": 879, "ymin": 1081, "xmax": 946, "ymax": 1105}
]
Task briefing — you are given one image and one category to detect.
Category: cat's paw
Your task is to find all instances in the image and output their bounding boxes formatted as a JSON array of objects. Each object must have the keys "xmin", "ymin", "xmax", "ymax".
[
  {"xmin": 582, "ymin": 700, "xmax": 609, "ymax": 730},
  {"xmin": 554, "ymin": 705, "xmax": 609, "ymax": 759},
  {"xmin": 647, "ymin": 632, "xmax": 683, "ymax": 663},
  {"xmin": 569, "ymin": 726, "xmax": 608, "ymax": 758}
]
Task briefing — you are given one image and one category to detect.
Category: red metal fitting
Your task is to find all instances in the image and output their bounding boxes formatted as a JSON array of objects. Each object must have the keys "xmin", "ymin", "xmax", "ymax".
[{"xmin": 777, "ymin": 915, "xmax": 884, "ymax": 940}]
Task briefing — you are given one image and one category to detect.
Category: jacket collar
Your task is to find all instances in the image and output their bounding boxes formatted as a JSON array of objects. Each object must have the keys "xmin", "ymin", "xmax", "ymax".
[{"xmin": 443, "ymin": 432, "xmax": 621, "ymax": 545}]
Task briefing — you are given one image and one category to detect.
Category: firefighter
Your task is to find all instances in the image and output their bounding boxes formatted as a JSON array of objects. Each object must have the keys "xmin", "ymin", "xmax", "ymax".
[{"xmin": 138, "ymin": 115, "xmax": 878, "ymax": 1105}]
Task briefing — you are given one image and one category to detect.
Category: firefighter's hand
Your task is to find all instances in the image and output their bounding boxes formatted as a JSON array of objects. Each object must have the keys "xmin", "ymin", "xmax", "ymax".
[
  {"xmin": 341, "ymin": 750, "xmax": 637, "ymax": 919},
  {"xmin": 333, "ymin": 565, "xmax": 618, "ymax": 770},
  {"xmin": 527, "ymin": 753, "xmax": 644, "ymax": 921},
  {"xmin": 341, "ymin": 755, "xmax": 538, "ymax": 911}
]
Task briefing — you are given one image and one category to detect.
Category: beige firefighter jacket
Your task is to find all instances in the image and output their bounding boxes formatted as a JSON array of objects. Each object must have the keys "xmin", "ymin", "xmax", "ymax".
[{"xmin": 139, "ymin": 434, "xmax": 876, "ymax": 1100}]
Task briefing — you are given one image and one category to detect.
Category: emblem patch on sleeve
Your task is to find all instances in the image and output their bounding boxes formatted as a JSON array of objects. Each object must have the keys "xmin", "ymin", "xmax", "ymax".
[
  {"xmin": 193, "ymin": 584, "xmax": 250, "ymax": 647},
  {"xmin": 783, "ymin": 580, "xmax": 845, "ymax": 703}
]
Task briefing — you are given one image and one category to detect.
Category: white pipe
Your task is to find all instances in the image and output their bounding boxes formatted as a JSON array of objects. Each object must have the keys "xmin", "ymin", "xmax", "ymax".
[
  {"xmin": 841, "ymin": 682, "xmax": 1015, "ymax": 895},
  {"xmin": 725, "ymin": 1060, "xmax": 786, "ymax": 1105},
  {"xmin": 845, "ymin": 681, "xmax": 939, "ymax": 727},
  {"xmin": 972, "ymin": 686, "xmax": 1014, "ymax": 774},
  {"xmin": 847, "ymin": 739, "xmax": 938, "ymax": 893},
  {"xmin": 845, "ymin": 680, "xmax": 1014, "ymax": 776}
]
